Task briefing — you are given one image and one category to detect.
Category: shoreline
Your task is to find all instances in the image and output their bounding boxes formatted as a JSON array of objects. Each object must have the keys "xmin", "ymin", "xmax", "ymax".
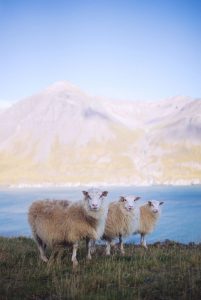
[{"xmin": 1, "ymin": 182, "xmax": 201, "ymax": 189}]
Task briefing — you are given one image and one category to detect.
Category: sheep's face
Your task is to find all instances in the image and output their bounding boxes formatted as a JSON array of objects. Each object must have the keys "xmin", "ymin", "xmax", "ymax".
[
  {"xmin": 148, "ymin": 200, "xmax": 164, "ymax": 214},
  {"xmin": 82, "ymin": 188, "xmax": 108, "ymax": 211},
  {"xmin": 120, "ymin": 195, "xmax": 141, "ymax": 211}
]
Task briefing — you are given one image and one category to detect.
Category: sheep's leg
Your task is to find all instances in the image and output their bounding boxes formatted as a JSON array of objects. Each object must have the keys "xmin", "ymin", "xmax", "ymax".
[
  {"xmin": 90, "ymin": 239, "xmax": 96, "ymax": 254},
  {"xmin": 86, "ymin": 238, "xmax": 93, "ymax": 260},
  {"xmin": 34, "ymin": 234, "xmax": 48, "ymax": 262},
  {"xmin": 54, "ymin": 245, "xmax": 64, "ymax": 263},
  {"xmin": 140, "ymin": 234, "xmax": 148, "ymax": 249},
  {"xmin": 111, "ymin": 240, "xmax": 116, "ymax": 248},
  {"xmin": 106, "ymin": 241, "xmax": 111, "ymax": 256},
  {"xmin": 72, "ymin": 242, "xmax": 79, "ymax": 268},
  {"xmin": 38, "ymin": 245, "xmax": 48, "ymax": 262},
  {"xmin": 119, "ymin": 234, "xmax": 125, "ymax": 255},
  {"xmin": 86, "ymin": 229, "xmax": 97, "ymax": 258}
]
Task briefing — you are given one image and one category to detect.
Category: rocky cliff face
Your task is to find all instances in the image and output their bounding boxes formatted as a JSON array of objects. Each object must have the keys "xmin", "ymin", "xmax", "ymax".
[{"xmin": 0, "ymin": 81, "xmax": 200, "ymax": 185}]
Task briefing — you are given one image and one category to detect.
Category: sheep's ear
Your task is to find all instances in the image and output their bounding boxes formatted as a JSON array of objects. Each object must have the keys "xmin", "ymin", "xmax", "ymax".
[
  {"xmin": 120, "ymin": 196, "xmax": 126, "ymax": 202},
  {"xmin": 82, "ymin": 191, "xmax": 89, "ymax": 197},
  {"xmin": 159, "ymin": 201, "xmax": 164, "ymax": 205},
  {"xmin": 134, "ymin": 196, "xmax": 141, "ymax": 201},
  {"xmin": 148, "ymin": 201, "xmax": 152, "ymax": 206},
  {"xmin": 101, "ymin": 191, "xmax": 108, "ymax": 197}
]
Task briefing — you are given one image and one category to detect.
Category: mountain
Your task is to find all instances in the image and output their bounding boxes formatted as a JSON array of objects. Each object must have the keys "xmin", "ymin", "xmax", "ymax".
[{"xmin": 0, "ymin": 81, "xmax": 200, "ymax": 186}]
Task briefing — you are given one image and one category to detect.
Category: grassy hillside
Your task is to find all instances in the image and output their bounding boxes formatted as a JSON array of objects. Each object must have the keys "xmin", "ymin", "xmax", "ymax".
[{"xmin": 0, "ymin": 237, "xmax": 201, "ymax": 300}]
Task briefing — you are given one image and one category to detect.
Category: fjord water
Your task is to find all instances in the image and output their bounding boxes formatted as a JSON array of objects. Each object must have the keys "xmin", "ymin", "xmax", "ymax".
[{"xmin": 0, "ymin": 186, "xmax": 200, "ymax": 244}]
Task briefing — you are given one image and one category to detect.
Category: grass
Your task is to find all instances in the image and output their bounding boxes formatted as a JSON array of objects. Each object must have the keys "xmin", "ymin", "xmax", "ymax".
[{"xmin": 0, "ymin": 237, "xmax": 201, "ymax": 300}]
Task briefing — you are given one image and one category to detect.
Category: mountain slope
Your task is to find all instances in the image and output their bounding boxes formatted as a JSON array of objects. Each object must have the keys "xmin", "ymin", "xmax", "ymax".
[{"xmin": 0, "ymin": 81, "xmax": 200, "ymax": 185}]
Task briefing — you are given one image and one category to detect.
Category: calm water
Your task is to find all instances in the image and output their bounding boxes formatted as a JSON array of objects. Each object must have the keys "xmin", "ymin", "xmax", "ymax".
[{"xmin": 0, "ymin": 186, "xmax": 201, "ymax": 244}]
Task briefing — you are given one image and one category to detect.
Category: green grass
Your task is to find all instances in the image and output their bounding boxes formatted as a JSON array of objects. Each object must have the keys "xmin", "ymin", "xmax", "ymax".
[{"xmin": 0, "ymin": 237, "xmax": 201, "ymax": 300}]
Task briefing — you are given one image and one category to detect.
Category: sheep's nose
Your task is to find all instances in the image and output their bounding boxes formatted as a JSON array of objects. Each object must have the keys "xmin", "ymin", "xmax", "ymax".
[
  {"xmin": 153, "ymin": 209, "xmax": 158, "ymax": 213},
  {"xmin": 92, "ymin": 203, "xmax": 98, "ymax": 209},
  {"xmin": 128, "ymin": 205, "xmax": 133, "ymax": 210}
]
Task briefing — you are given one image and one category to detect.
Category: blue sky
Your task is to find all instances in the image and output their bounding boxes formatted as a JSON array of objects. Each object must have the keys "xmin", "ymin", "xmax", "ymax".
[{"xmin": 0, "ymin": 0, "xmax": 201, "ymax": 105}]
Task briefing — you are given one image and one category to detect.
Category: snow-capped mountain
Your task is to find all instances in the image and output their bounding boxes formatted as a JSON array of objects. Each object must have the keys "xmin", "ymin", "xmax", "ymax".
[{"xmin": 0, "ymin": 81, "xmax": 200, "ymax": 186}]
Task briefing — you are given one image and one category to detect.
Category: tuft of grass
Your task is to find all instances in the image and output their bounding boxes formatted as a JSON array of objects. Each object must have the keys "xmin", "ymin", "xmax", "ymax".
[{"xmin": 0, "ymin": 237, "xmax": 201, "ymax": 300}]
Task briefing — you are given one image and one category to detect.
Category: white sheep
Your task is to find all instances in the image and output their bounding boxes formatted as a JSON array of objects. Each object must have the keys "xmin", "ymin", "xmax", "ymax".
[
  {"xmin": 131, "ymin": 200, "xmax": 164, "ymax": 248},
  {"xmin": 28, "ymin": 188, "xmax": 109, "ymax": 268},
  {"xmin": 103, "ymin": 195, "xmax": 141, "ymax": 255}
]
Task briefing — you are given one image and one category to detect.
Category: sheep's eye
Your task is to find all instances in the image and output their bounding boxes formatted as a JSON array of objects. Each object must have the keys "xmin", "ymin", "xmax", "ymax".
[{"xmin": 120, "ymin": 197, "xmax": 127, "ymax": 202}]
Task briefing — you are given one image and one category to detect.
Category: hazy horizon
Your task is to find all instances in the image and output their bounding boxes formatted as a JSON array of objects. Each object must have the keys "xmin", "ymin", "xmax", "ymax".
[{"xmin": 1, "ymin": 0, "xmax": 201, "ymax": 105}]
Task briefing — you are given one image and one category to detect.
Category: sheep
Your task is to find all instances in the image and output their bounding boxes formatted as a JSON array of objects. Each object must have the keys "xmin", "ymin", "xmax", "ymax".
[
  {"xmin": 28, "ymin": 188, "xmax": 109, "ymax": 268},
  {"xmin": 131, "ymin": 200, "xmax": 164, "ymax": 248},
  {"xmin": 103, "ymin": 195, "xmax": 141, "ymax": 255},
  {"xmin": 42, "ymin": 199, "xmax": 71, "ymax": 208}
]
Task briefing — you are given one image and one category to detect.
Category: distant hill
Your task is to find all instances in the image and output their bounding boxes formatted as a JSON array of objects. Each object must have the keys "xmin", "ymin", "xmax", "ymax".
[{"xmin": 0, "ymin": 81, "xmax": 200, "ymax": 186}]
